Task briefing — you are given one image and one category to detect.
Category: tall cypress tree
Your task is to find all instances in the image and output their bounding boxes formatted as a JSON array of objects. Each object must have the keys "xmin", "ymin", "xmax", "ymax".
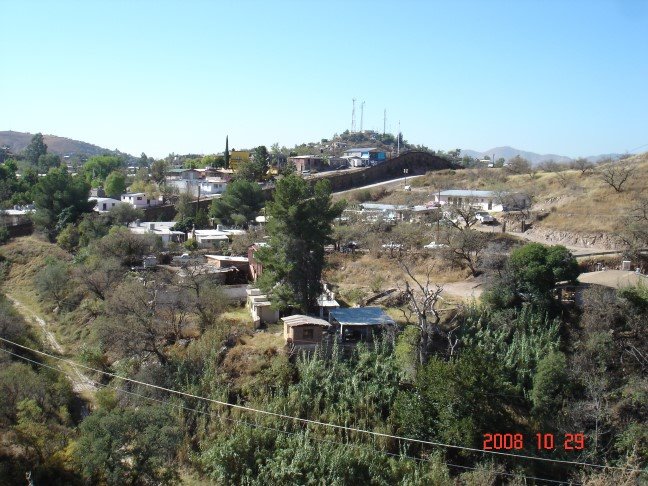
[
  {"xmin": 256, "ymin": 175, "xmax": 345, "ymax": 312},
  {"xmin": 225, "ymin": 136, "xmax": 230, "ymax": 169}
]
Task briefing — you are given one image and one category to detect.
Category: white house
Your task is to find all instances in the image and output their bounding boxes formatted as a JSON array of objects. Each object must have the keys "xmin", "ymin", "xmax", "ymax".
[
  {"xmin": 166, "ymin": 178, "xmax": 228, "ymax": 197},
  {"xmin": 432, "ymin": 190, "xmax": 530, "ymax": 212},
  {"xmin": 89, "ymin": 197, "xmax": 121, "ymax": 213},
  {"xmin": 433, "ymin": 190, "xmax": 501, "ymax": 211},
  {"xmin": 200, "ymin": 178, "xmax": 228, "ymax": 195},
  {"xmin": 128, "ymin": 221, "xmax": 186, "ymax": 247},
  {"xmin": 193, "ymin": 230, "xmax": 230, "ymax": 248},
  {"xmin": 121, "ymin": 193, "xmax": 161, "ymax": 209}
]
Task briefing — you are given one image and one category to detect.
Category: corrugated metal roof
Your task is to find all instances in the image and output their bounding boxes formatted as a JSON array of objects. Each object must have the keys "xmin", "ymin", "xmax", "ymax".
[
  {"xmin": 329, "ymin": 307, "xmax": 395, "ymax": 326},
  {"xmin": 439, "ymin": 190, "xmax": 498, "ymax": 197},
  {"xmin": 282, "ymin": 315, "xmax": 331, "ymax": 327},
  {"xmin": 343, "ymin": 147, "xmax": 381, "ymax": 153}
]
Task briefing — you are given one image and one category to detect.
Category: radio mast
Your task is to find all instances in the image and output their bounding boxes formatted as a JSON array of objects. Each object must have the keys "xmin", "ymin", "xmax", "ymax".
[
  {"xmin": 383, "ymin": 109, "xmax": 386, "ymax": 136},
  {"xmin": 360, "ymin": 101, "xmax": 365, "ymax": 132},
  {"xmin": 351, "ymin": 98, "xmax": 356, "ymax": 132}
]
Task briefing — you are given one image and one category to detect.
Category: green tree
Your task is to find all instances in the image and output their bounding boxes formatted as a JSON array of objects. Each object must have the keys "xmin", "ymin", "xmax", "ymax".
[
  {"xmin": 150, "ymin": 159, "xmax": 168, "ymax": 184},
  {"xmin": 225, "ymin": 135, "xmax": 230, "ymax": 169},
  {"xmin": 209, "ymin": 179, "xmax": 264, "ymax": 226},
  {"xmin": 92, "ymin": 226, "xmax": 158, "ymax": 266},
  {"xmin": 107, "ymin": 202, "xmax": 144, "ymax": 226},
  {"xmin": 394, "ymin": 350, "xmax": 513, "ymax": 448},
  {"xmin": 81, "ymin": 155, "xmax": 124, "ymax": 183},
  {"xmin": 138, "ymin": 152, "xmax": 149, "ymax": 168},
  {"xmin": 175, "ymin": 192, "xmax": 194, "ymax": 221},
  {"xmin": 37, "ymin": 153, "xmax": 62, "ymax": 174},
  {"xmin": 31, "ymin": 168, "xmax": 95, "ymax": 240},
  {"xmin": 483, "ymin": 243, "xmax": 579, "ymax": 310},
  {"xmin": 201, "ymin": 154, "xmax": 225, "ymax": 168},
  {"xmin": 104, "ymin": 170, "xmax": 127, "ymax": 197},
  {"xmin": 34, "ymin": 260, "xmax": 71, "ymax": 308},
  {"xmin": 531, "ymin": 351, "xmax": 570, "ymax": 420},
  {"xmin": 74, "ymin": 406, "xmax": 181, "ymax": 485},
  {"xmin": 56, "ymin": 223, "xmax": 80, "ymax": 252},
  {"xmin": 23, "ymin": 132, "xmax": 48, "ymax": 166},
  {"xmin": 78, "ymin": 212, "xmax": 111, "ymax": 247},
  {"xmin": 509, "ymin": 243, "xmax": 579, "ymax": 295},
  {"xmin": 195, "ymin": 207, "xmax": 209, "ymax": 228},
  {"xmin": 256, "ymin": 175, "xmax": 345, "ymax": 311},
  {"xmin": 0, "ymin": 225, "xmax": 9, "ymax": 245}
]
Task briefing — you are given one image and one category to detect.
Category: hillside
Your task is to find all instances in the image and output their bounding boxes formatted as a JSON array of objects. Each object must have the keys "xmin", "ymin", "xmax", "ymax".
[
  {"xmin": 0, "ymin": 130, "xmax": 134, "ymax": 161},
  {"xmin": 460, "ymin": 146, "xmax": 623, "ymax": 165},
  {"xmin": 356, "ymin": 151, "xmax": 648, "ymax": 243}
]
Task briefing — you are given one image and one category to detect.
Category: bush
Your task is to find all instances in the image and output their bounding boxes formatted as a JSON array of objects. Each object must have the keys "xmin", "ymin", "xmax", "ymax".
[{"xmin": 0, "ymin": 226, "xmax": 9, "ymax": 245}]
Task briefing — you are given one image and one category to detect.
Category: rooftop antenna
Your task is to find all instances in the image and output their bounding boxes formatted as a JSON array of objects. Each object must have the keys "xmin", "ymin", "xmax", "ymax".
[
  {"xmin": 351, "ymin": 98, "xmax": 356, "ymax": 132},
  {"xmin": 360, "ymin": 101, "xmax": 365, "ymax": 132}
]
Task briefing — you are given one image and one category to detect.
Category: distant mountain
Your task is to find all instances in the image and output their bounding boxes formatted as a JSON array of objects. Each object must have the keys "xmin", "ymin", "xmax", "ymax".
[
  {"xmin": 460, "ymin": 146, "xmax": 623, "ymax": 165},
  {"xmin": 0, "ymin": 130, "xmax": 134, "ymax": 161}
]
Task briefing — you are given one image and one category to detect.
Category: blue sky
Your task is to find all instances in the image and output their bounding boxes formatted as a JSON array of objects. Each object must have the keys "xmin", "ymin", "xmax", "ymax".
[{"xmin": 1, "ymin": 0, "xmax": 647, "ymax": 158}]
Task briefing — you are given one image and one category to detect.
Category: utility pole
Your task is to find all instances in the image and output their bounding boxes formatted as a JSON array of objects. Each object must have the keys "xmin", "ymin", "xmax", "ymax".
[
  {"xmin": 360, "ymin": 101, "xmax": 365, "ymax": 132},
  {"xmin": 397, "ymin": 120, "xmax": 401, "ymax": 157},
  {"xmin": 351, "ymin": 98, "xmax": 356, "ymax": 132}
]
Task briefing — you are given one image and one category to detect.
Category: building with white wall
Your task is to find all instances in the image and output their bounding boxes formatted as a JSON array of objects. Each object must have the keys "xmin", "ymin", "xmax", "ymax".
[{"xmin": 121, "ymin": 193, "xmax": 161, "ymax": 209}]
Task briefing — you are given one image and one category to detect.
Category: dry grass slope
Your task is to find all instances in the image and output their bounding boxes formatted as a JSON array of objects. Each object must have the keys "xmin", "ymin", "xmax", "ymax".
[{"xmin": 346, "ymin": 152, "xmax": 648, "ymax": 235}]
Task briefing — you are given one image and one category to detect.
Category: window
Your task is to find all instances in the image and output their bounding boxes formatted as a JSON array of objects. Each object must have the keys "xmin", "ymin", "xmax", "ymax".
[
  {"xmin": 102, "ymin": 203, "xmax": 107, "ymax": 210},
  {"xmin": 302, "ymin": 328, "xmax": 314, "ymax": 340},
  {"xmin": 137, "ymin": 196, "xmax": 142, "ymax": 201}
]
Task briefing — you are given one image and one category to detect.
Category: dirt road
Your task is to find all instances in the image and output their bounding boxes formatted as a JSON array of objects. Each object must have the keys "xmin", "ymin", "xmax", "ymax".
[{"xmin": 6, "ymin": 294, "xmax": 97, "ymax": 394}]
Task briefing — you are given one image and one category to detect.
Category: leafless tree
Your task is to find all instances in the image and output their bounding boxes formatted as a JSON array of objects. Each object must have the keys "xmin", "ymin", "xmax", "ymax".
[
  {"xmin": 504, "ymin": 155, "xmax": 532, "ymax": 175},
  {"xmin": 441, "ymin": 228, "xmax": 488, "ymax": 277},
  {"xmin": 75, "ymin": 257, "xmax": 125, "ymax": 300},
  {"xmin": 174, "ymin": 262, "xmax": 225, "ymax": 333},
  {"xmin": 555, "ymin": 171, "xmax": 570, "ymax": 188},
  {"xmin": 570, "ymin": 157, "xmax": 594, "ymax": 176},
  {"xmin": 99, "ymin": 278, "xmax": 191, "ymax": 365},
  {"xmin": 538, "ymin": 159, "xmax": 566, "ymax": 173},
  {"xmin": 619, "ymin": 197, "xmax": 648, "ymax": 253},
  {"xmin": 397, "ymin": 259, "xmax": 444, "ymax": 366},
  {"xmin": 599, "ymin": 163, "xmax": 635, "ymax": 192},
  {"xmin": 444, "ymin": 204, "xmax": 478, "ymax": 230}
]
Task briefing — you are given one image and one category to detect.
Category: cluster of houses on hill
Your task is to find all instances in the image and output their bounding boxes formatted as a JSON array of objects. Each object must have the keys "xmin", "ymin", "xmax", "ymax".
[
  {"xmin": 342, "ymin": 190, "xmax": 532, "ymax": 224},
  {"xmin": 89, "ymin": 167, "xmax": 233, "ymax": 213},
  {"xmin": 288, "ymin": 147, "xmax": 388, "ymax": 174}
]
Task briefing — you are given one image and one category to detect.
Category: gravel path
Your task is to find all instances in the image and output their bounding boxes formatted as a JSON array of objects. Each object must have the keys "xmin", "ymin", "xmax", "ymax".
[{"xmin": 6, "ymin": 294, "xmax": 97, "ymax": 393}]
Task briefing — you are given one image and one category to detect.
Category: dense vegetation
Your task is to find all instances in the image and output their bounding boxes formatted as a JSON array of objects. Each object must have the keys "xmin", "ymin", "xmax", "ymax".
[{"xmin": 0, "ymin": 138, "xmax": 646, "ymax": 484}]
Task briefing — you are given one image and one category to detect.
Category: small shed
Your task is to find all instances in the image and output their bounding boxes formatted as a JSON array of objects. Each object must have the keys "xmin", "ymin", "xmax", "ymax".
[
  {"xmin": 205, "ymin": 255, "xmax": 249, "ymax": 271},
  {"xmin": 329, "ymin": 307, "xmax": 396, "ymax": 342},
  {"xmin": 282, "ymin": 315, "xmax": 331, "ymax": 345},
  {"xmin": 246, "ymin": 287, "xmax": 279, "ymax": 328},
  {"xmin": 317, "ymin": 288, "xmax": 340, "ymax": 318}
]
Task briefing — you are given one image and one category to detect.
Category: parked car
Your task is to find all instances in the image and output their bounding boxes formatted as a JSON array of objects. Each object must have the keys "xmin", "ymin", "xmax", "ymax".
[
  {"xmin": 475, "ymin": 211, "xmax": 495, "ymax": 224},
  {"xmin": 424, "ymin": 241, "xmax": 448, "ymax": 249},
  {"xmin": 382, "ymin": 243, "xmax": 403, "ymax": 250},
  {"xmin": 342, "ymin": 241, "xmax": 359, "ymax": 253}
]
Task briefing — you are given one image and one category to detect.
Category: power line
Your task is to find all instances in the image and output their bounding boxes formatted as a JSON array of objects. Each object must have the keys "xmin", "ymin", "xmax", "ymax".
[
  {"xmin": 0, "ymin": 346, "xmax": 581, "ymax": 486},
  {"xmin": 0, "ymin": 336, "xmax": 643, "ymax": 473}
]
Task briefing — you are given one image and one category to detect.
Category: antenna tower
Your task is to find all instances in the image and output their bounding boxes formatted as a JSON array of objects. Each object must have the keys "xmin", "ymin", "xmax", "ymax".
[
  {"xmin": 360, "ymin": 101, "xmax": 365, "ymax": 132},
  {"xmin": 351, "ymin": 98, "xmax": 356, "ymax": 132},
  {"xmin": 383, "ymin": 109, "xmax": 386, "ymax": 136}
]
